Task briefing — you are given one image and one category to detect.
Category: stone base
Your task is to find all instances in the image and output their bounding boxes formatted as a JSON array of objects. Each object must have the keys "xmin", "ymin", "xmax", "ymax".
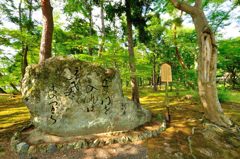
[{"xmin": 11, "ymin": 120, "xmax": 166, "ymax": 155}]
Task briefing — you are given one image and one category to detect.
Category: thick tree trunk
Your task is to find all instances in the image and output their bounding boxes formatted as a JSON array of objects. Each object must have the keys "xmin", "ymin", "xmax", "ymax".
[
  {"xmin": 170, "ymin": 0, "xmax": 232, "ymax": 127},
  {"xmin": 191, "ymin": 11, "xmax": 232, "ymax": 127},
  {"xmin": 98, "ymin": 0, "xmax": 105, "ymax": 57},
  {"xmin": 126, "ymin": 0, "xmax": 140, "ymax": 104},
  {"xmin": 39, "ymin": 0, "xmax": 53, "ymax": 64}
]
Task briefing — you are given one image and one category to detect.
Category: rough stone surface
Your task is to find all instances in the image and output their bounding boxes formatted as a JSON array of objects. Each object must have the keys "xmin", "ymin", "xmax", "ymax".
[
  {"xmin": 47, "ymin": 144, "xmax": 57, "ymax": 153},
  {"xmin": 22, "ymin": 56, "xmax": 151, "ymax": 136},
  {"xmin": 16, "ymin": 142, "xmax": 29, "ymax": 153}
]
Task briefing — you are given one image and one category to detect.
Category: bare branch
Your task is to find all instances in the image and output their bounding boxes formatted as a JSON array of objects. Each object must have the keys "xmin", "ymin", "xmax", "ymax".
[{"xmin": 169, "ymin": 0, "xmax": 196, "ymax": 15}]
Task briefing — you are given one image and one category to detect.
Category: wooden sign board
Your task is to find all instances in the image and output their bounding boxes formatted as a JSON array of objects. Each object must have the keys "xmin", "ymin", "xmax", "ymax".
[{"xmin": 161, "ymin": 63, "xmax": 172, "ymax": 82}]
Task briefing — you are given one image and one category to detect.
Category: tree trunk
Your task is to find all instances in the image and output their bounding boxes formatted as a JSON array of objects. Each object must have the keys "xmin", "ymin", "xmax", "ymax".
[
  {"xmin": 170, "ymin": 0, "xmax": 232, "ymax": 127},
  {"xmin": 126, "ymin": 0, "xmax": 140, "ymax": 104},
  {"xmin": 0, "ymin": 88, "xmax": 7, "ymax": 94},
  {"xmin": 19, "ymin": 0, "xmax": 27, "ymax": 79},
  {"xmin": 152, "ymin": 53, "xmax": 157, "ymax": 91},
  {"xmin": 39, "ymin": 0, "xmax": 53, "ymax": 64},
  {"xmin": 139, "ymin": 77, "xmax": 143, "ymax": 86},
  {"xmin": 98, "ymin": 0, "xmax": 105, "ymax": 57},
  {"xmin": 88, "ymin": 4, "xmax": 93, "ymax": 56},
  {"xmin": 10, "ymin": 83, "xmax": 20, "ymax": 93},
  {"xmin": 21, "ymin": 45, "xmax": 28, "ymax": 78},
  {"xmin": 192, "ymin": 11, "xmax": 231, "ymax": 127},
  {"xmin": 21, "ymin": 0, "xmax": 33, "ymax": 78},
  {"xmin": 21, "ymin": 0, "xmax": 34, "ymax": 78},
  {"xmin": 0, "ymin": 73, "xmax": 7, "ymax": 93}
]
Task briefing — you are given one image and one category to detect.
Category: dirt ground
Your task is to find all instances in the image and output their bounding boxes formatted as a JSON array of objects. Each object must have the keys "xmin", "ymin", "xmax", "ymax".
[{"xmin": 0, "ymin": 93, "xmax": 240, "ymax": 159}]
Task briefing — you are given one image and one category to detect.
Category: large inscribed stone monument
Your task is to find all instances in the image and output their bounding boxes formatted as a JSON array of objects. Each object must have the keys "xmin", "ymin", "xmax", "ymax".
[{"xmin": 22, "ymin": 57, "xmax": 151, "ymax": 136}]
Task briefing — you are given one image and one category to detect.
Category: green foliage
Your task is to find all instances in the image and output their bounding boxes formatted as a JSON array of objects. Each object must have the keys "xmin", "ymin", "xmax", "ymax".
[
  {"xmin": 64, "ymin": 0, "xmax": 90, "ymax": 16},
  {"xmin": 0, "ymin": 0, "xmax": 40, "ymax": 91},
  {"xmin": 217, "ymin": 86, "xmax": 240, "ymax": 104},
  {"xmin": 218, "ymin": 88, "xmax": 231, "ymax": 103},
  {"xmin": 218, "ymin": 38, "xmax": 240, "ymax": 71},
  {"xmin": 53, "ymin": 17, "xmax": 99, "ymax": 56},
  {"xmin": 218, "ymin": 37, "xmax": 240, "ymax": 88},
  {"xmin": 0, "ymin": 26, "xmax": 40, "ymax": 90},
  {"xmin": 0, "ymin": 0, "xmax": 239, "ymax": 95},
  {"xmin": 217, "ymin": 86, "xmax": 240, "ymax": 103}
]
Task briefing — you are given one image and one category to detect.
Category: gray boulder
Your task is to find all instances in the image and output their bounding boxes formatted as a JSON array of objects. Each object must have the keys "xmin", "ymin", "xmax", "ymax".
[{"xmin": 22, "ymin": 56, "xmax": 151, "ymax": 136}]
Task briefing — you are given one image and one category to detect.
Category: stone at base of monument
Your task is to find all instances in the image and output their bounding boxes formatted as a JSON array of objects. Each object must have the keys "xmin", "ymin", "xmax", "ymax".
[
  {"xmin": 11, "ymin": 120, "xmax": 166, "ymax": 156},
  {"xmin": 21, "ymin": 56, "xmax": 151, "ymax": 137}
]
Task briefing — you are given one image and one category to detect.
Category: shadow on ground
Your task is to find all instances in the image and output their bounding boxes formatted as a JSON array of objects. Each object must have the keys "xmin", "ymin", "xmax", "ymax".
[{"xmin": 0, "ymin": 90, "xmax": 240, "ymax": 159}]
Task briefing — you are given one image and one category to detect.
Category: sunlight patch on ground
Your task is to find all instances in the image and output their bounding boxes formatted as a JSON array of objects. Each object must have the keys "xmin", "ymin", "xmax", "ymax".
[{"xmin": 0, "ymin": 94, "xmax": 30, "ymax": 132}]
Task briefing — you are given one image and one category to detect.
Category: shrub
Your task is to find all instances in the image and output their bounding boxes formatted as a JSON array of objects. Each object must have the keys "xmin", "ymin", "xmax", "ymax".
[{"xmin": 218, "ymin": 89, "xmax": 230, "ymax": 103}]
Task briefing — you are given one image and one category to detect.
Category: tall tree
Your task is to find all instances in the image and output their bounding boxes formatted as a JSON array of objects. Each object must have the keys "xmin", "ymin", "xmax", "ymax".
[
  {"xmin": 126, "ymin": 0, "xmax": 140, "ymax": 104},
  {"xmin": 171, "ymin": 15, "xmax": 196, "ymax": 89},
  {"xmin": 170, "ymin": 0, "xmax": 232, "ymax": 127},
  {"xmin": 98, "ymin": 0, "xmax": 106, "ymax": 57},
  {"xmin": 39, "ymin": 0, "xmax": 54, "ymax": 63},
  {"xmin": 86, "ymin": 0, "xmax": 94, "ymax": 56},
  {"xmin": 21, "ymin": 0, "xmax": 34, "ymax": 78},
  {"xmin": 146, "ymin": 14, "xmax": 165, "ymax": 91},
  {"xmin": 0, "ymin": 0, "xmax": 38, "ymax": 78}
]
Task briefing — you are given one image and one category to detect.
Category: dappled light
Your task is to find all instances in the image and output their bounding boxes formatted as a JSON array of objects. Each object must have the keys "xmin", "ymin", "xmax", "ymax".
[
  {"xmin": 0, "ymin": 0, "xmax": 240, "ymax": 158},
  {"xmin": 0, "ymin": 87, "xmax": 240, "ymax": 158},
  {"xmin": 0, "ymin": 94, "xmax": 30, "ymax": 133}
]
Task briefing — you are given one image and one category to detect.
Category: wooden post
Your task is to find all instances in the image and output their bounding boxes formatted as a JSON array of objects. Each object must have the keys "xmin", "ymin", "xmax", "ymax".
[{"xmin": 165, "ymin": 82, "xmax": 169, "ymax": 106}]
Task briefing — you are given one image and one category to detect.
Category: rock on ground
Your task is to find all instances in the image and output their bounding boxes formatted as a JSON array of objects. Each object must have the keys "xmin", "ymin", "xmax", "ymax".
[{"xmin": 22, "ymin": 56, "xmax": 151, "ymax": 136}]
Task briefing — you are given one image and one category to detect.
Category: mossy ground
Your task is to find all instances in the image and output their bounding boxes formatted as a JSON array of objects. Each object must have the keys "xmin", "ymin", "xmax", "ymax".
[
  {"xmin": 0, "ymin": 86, "xmax": 240, "ymax": 158},
  {"xmin": 0, "ymin": 94, "xmax": 30, "ymax": 134}
]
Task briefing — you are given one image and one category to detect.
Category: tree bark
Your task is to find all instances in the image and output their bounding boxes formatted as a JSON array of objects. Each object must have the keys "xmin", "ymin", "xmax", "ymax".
[
  {"xmin": 170, "ymin": 0, "xmax": 232, "ymax": 127},
  {"xmin": 126, "ymin": 0, "xmax": 140, "ymax": 104},
  {"xmin": 39, "ymin": 0, "xmax": 53, "ymax": 64},
  {"xmin": 21, "ymin": 45, "xmax": 28, "ymax": 78},
  {"xmin": 152, "ymin": 53, "xmax": 157, "ymax": 91},
  {"xmin": 0, "ymin": 88, "xmax": 7, "ymax": 94}
]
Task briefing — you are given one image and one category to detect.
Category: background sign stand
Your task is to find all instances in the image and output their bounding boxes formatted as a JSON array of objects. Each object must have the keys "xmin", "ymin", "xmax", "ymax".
[
  {"xmin": 165, "ymin": 81, "xmax": 170, "ymax": 122},
  {"xmin": 160, "ymin": 63, "xmax": 172, "ymax": 123}
]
